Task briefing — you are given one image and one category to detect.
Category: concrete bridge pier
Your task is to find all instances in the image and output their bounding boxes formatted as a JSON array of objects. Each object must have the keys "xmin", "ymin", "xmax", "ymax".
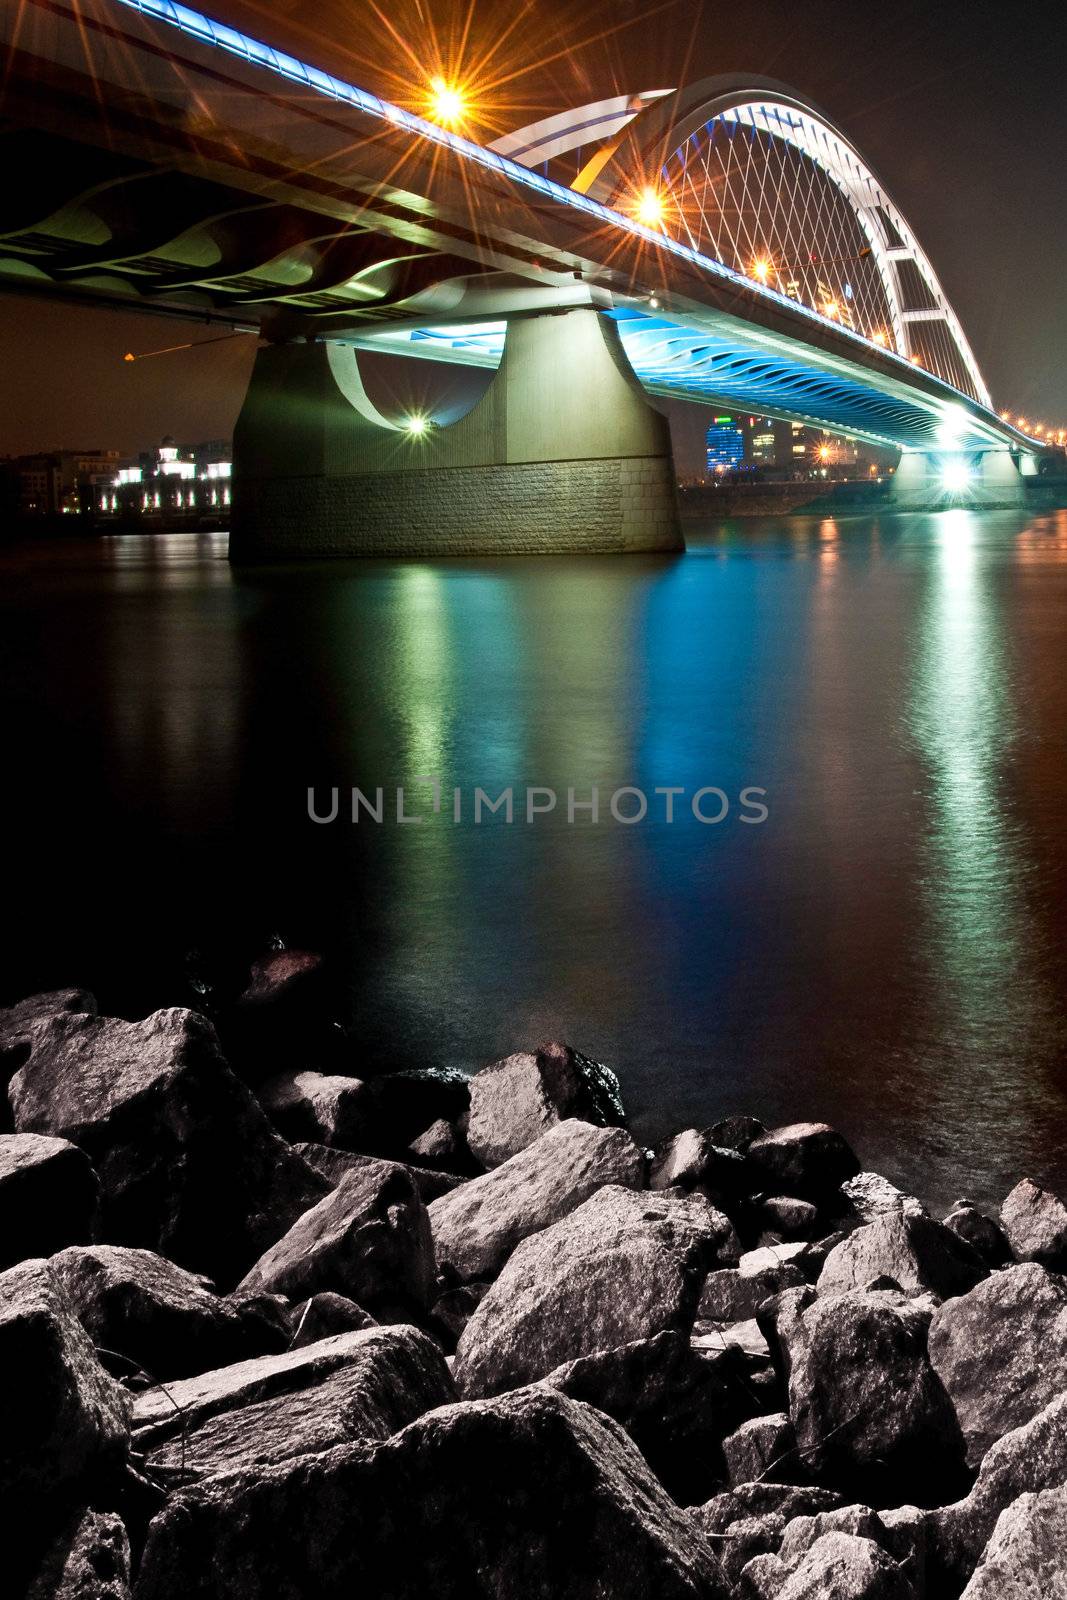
[
  {"xmin": 890, "ymin": 448, "xmax": 1031, "ymax": 511},
  {"xmin": 230, "ymin": 309, "xmax": 683, "ymax": 561}
]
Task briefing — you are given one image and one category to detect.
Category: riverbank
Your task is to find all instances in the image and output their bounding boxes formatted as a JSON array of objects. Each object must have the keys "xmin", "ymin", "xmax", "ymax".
[
  {"xmin": 680, "ymin": 475, "xmax": 1067, "ymax": 518},
  {"xmin": 2, "ymin": 970, "xmax": 1065, "ymax": 1597}
]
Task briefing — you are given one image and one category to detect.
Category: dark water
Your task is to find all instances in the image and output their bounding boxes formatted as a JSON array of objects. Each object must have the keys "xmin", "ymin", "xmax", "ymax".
[{"xmin": 2, "ymin": 509, "xmax": 1066, "ymax": 1211}]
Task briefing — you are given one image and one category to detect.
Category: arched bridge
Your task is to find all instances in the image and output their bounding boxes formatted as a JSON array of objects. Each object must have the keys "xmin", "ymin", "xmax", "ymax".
[{"xmin": 0, "ymin": 0, "xmax": 1040, "ymax": 556}]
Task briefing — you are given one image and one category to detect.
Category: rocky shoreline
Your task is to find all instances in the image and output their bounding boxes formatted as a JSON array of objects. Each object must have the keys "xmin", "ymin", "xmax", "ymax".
[{"xmin": 1, "ymin": 964, "xmax": 1066, "ymax": 1598}]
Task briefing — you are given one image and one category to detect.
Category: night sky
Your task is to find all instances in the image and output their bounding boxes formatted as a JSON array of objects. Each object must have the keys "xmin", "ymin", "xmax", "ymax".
[{"xmin": 2, "ymin": 0, "xmax": 1064, "ymax": 469}]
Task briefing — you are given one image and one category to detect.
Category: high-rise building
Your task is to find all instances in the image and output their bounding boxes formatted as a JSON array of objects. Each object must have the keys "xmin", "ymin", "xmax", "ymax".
[{"xmin": 705, "ymin": 415, "xmax": 745, "ymax": 475}]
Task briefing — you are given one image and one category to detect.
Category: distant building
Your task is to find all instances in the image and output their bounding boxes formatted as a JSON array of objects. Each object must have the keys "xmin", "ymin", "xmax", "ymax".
[
  {"xmin": 106, "ymin": 437, "xmax": 232, "ymax": 515},
  {"xmin": 705, "ymin": 415, "xmax": 746, "ymax": 475}
]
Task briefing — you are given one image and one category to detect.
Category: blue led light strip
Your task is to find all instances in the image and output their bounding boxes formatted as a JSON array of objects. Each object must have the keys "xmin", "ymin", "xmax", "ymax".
[{"xmin": 109, "ymin": 0, "xmax": 998, "ymax": 422}]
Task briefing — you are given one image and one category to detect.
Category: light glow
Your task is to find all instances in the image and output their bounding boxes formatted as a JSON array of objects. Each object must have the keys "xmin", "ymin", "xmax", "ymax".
[
  {"xmin": 404, "ymin": 415, "xmax": 428, "ymax": 435},
  {"xmin": 634, "ymin": 186, "xmax": 666, "ymax": 228},
  {"xmin": 751, "ymin": 257, "xmax": 773, "ymax": 284},
  {"xmin": 427, "ymin": 76, "xmax": 466, "ymax": 128},
  {"xmin": 940, "ymin": 458, "xmax": 972, "ymax": 492}
]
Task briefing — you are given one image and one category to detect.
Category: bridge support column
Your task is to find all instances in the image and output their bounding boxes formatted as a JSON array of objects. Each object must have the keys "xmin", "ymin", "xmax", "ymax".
[
  {"xmin": 889, "ymin": 449, "xmax": 1026, "ymax": 511},
  {"xmin": 230, "ymin": 309, "xmax": 683, "ymax": 561}
]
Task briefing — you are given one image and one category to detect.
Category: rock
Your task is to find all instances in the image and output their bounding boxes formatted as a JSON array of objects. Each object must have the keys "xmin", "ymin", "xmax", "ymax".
[
  {"xmin": 292, "ymin": 1140, "xmax": 460, "ymax": 1205},
  {"xmin": 429, "ymin": 1120, "xmax": 644, "ymax": 1284},
  {"xmin": 8, "ymin": 1008, "xmax": 327, "ymax": 1287},
  {"xmin": 0, "ymin": 1133, "xmax": 99, "ymax": 1268},
  {"xmin": 359, "ymin": 1068, "xmax": 472, "ymax": 1156},
  {"xmin": 0, "ymin": 1259, "xmax": 129, "ymax": 1500},
  {"xmin": 777, "ymin": 1505, "xmax": 886, "ymax": 1563},
  {"xmin": 933, "ymin": 1390, "xmax": 1067, "ymax": 1585},
  {"xmin": 756, "ymin": 1531, "xmax": 916, "ymax": 1598},
  {"xmin": 699, "ymin": 1256, "xmax": 807, "ymax": 1323},
  {"xmin": 746, "ymin": 1124, "xmax": 860, "ymax": 1201},
  {"xmin": 466, "ymin": 1041, "xmax": 625, "ymax": 1168},
  {"xmin": 541, "ymin": 1329, "xmax": 765, "ymax": 1503},
  {"xmin": 694, "ymin": 1483, "xmax": 843, "ymax": 1586},
  {"xmin": 237, "ymin": 1157, "xmax": 435, "ymax": 1320},
  {"xmin": 454, "ymin": 1185, "xmax": 739, "ymax": 1398},
  {"xmin": 1000, "ymin": 1178, "xmax": 1067, "ymax": 1269},
  {"xmin": 239, "ymin": 948, "xmax": 322, "ymax": 1005},
  {"xmin": 134, "ymin": 1325, "xmax": 455, "ymax": 1481},
  {"xmin": 818, "ymin": 1204, "xmax": 987, "ymax": 1300},
  {"xmin": 709, "ymin": 1115, "xmax": 766, "ymax": 1151},
  {"xmin": 431, "ymin": 1283, "xmax": 488, "ymax": 1346},
  {"xmin": 136, "ymin": 1387, "xmax": 727, "ymax": 1599},
  {"xmin": 723, "ymin": 1413, "xmax": 798, "ymax": 1485},
  {"xmin": 841, "ymin": 1172, "xmax": 911, "ymax": 1222},
  {"xmin": 941, "ymin": 1201, "xmax": 1012, "ymax": 1268},
  {"xmin": 959, "ymin": 1483, "xmax": 1067, "ymax": 1598},
  {"xmin": 0, "ymin": 988, "xmax": 96, "ymax": 1061},
  {"xmin": 760, "ymin": 1197, "xmax": 819, "ymax": 1240},
  {"xmin": 782, "ymin": 1288, "xmax": 966, "ymax": 1504},
  {"xmin": 737, "ymin": 1552, "xmax": 791, "ymax": 1596},
  {"xmin": 24, "ymin": 1507, "xmax": 131, "ymax": 1599},
  {"xmin": 50, "ymin": 1244, "xmax": 290, "ymax": 1382},
  {"xmin": 408, "ymin": 1117, "xmax": 473, "ymax": 1173},
  {"xmin": 649, "ymin": 1129, "xmax": 753, "ymax": 1198},
  {"xmin": 289, "ymin": 1291, "xmax": 377, "ymax": 1346},
  {"xmin": 692, "ymin": 1318, "xmax": 771, "ymax": 1361},
  {"xmin": 928, "ymin": 1262, "xmax": 1067, "ymax": 1467},
  {"xmin": 258, "ymin": 1069, "xmax": 371, "ymax": 1149}
]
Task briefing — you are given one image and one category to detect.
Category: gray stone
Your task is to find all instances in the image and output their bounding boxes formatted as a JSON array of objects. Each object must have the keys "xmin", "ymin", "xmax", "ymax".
[
  {"xmin": 454, "ymin": 1184, "xmax": 740, "ymax": 1398},
  {"xmin": 783, "ymin": 1288, "xmax": 966, "ymax": 1503},
  {"xmin": 135, "ymin": 1386, "xmax": 727, "ymax": 1599},
  {"xmin": 25, "ymin": 1507, "xmax": 130, "ymax": 1600},
  {"xmin": 408, "ymin": 1117, "xmax": 471, "ymax": 1172},
  {"xmin": 746, "ymin": 1123, "xmax": 861, "ymax": 1200},
  {"xmin": 288, "ymin": 1291, "xmax": 377, "ymax": 1346},
  {"xmin": 650, "ymin": 1129, "xmax": 752, "ymax": 1198},
  {"xmin": 238, "ymin": 1158, "xmax": 435, "ymax": 1320},
  {"xmin": 693, "ymin": 1318, "xmax": 771, "ymax": 1361},
  {"xmin": 840, "ymin": 1172, "xmax": 912, "ymax": 1221},
  {"xmin": 541, "ymin": 1328, "xmax": 764, "ymax": 1504},
  {"xmin": 428, "ymin": 1119, "xmax": 644, "ymax": 1283},
  {"xmin": 431, "ymin": 1283, "xmax": 488, "ymax": 1345},
  {"xmin": 778, "ymin": 1505, "xmax": 886, "ymax": 1564},
  {"xmin": 767, "ymin": 1531, "xmax": 915, "ymax": 1598},
  {"xmin": 466, "ymin": 1040, "xmax": 625, "ymax": 1167},
  {"xmin": 0, "ymin": 1133, "xmax": 99, "ymax": 1268},
  {"xmin": 760, "ymin": 1197, "xmax": 819, "ymax": 1239},
  {"xmin": 258, "ymin": 1069, "xmax": 371, "ymax": 1148},
  {"xmin": 1000, "ymin": 1178, "xmax": 1067, "ymax": 1269},
  {"xmin": 291, "ymin": 1140, "xmax": 459, "ymax": 1204},
  {"xmin": 942, "ymin": 1201, "xmax": 1013, "ymax": 1267},
  {"xmin": 699, "ymin": 1257, "xmax": 807, "ymax": 1323},
  {"xmin": 932, "ymin": 1390, "xmax": 1067, "ymax": 1584},
  {"xmin": 51, "ymin": 1244, "xmax": 289, "ymax": 1382},
  {"xmin": 723, "ymin": 1413, "xmax": 797, "ymax": 1486},
  {"xmin": 928, "ymin": 1261, "xmax": 1067, "ymax": 1467},
  {"xmin": 239, "ymin": 948, "xmax": 322, "ymax": 1005},
  {"xmin": 133, "ymin": 1325, "xmax": 454, "ymax": 1480},
  {"xmin": 0, "ymin": 988, "xmax": 96, "ymax": 1056},
  {"xmin": 0, "ymin": 1259, "xmax": 130, "ymax": 1499},
  {"xmin": 817, "ymin": 1203, "xmax": 987, "ymax": 1301},
  {"xmin": 8, "ymin": 1008, "xmax": 326, "ymax": 1287},
  {"xmin": 959, "ymin": 1483, "xmax": 1067, "ymax": 1598},
  {"xmin": 709, "ymin": 1115, "xmax": 766, "ymax": 1151}
]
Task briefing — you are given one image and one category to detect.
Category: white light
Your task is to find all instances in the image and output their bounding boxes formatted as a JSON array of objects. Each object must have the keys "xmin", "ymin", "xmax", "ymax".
[
  {"xmin": 940, "ymin": 458, "xmax": 972, "ymax": 492},
  {"xmin": 405, "ymin": 415, "xmax": 428, "ymax": 435}
]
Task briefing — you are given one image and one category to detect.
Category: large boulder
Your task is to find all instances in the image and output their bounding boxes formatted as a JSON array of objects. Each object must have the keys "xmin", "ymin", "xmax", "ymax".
[
  {"xmin": 541, "ymin": 1328, "xmax": 763, "ymax": 1504},
  {"xmin": 741, "ymin": 1531, "xmax": 916, "ymax": 1598},
  {"xmin": 466, "ymin": 1041, "xmax": 625, "ymax": 1167},
  {"xmin": 0, "ymin": 1133, "xmax": 99, "ymax": 1268},
  {"xmin": 7, "ymin": 1009, "xmax": 327, "ymax": 1287},
  {"xmin": 817, "ymin": 1204, "xmax": 987, "ymax": 1301},
  {"xmin": 1000, "ymin": 1178, "xmax": 1067, "ymax": 1269},
  {"xmin": 50, "ymin": 1244, "xmax": 288, "ymax": 1382},
  {"xmin": 649, "ymin": 1129, "xmax": 753, "ymax": 1200},
  {"xmin": 429, "ymin": 1120, "xmax": 644, "ymax": 1284},
  {"xmin": 289, "ymin": 1291, "xmax": 377, "ymax": 1346},
  {"xmin": 746, "ymin": 1124, "xmax": 860, "ymax": 1201},
  {"xmin": 942, "ymin": 1201, "xmax": 1012, "ymax": 1268},
  {"xmin": 291, "ymin": 1141, "xmax": 457, "ymax": 1204},
  {"xmin": 932, "ymin": 1389, "xmax": 1067, "ymax": 1585},
  {"xmin": 928, "ymin": 1262, "xmax": 1067, "ymax": 1467},
  {"xmin": 135, "ymin": 1386, "xmax": 728, "ymax": 1599},
  {"xmin": 840, "ymin": 1173, "xmax": 912, "ymax": 1223},
  {"xmin": 782, "ymin": 1287, "xmax": 966, "ymax": 1504},
  {"xmin": 0, "ymin": 988, "xmax": 96, "ymax": 1061},
  {"xmin": 454, "ymin": 1185, "xmax": 740, "ymax": 1398},
  {"xmin": 700, "ymin": 1250, "xmax": 807, "ymax": 1323},
  {"xmin": 959, "ymin": 1483, "xmax": 1067, "ymax": 1598},
  {"xmin": 258, "ymin": 1069, "xmax": 371, "ymax": 1149},
  {"xmin": 24, "ymin": 1508, "xmax": 131, "ymax": 1599},
  {"xmin": 133, "ymin": 1324, "xmax": 454, "ymax": 1482},
  {"xmin": 237, "ymin": 1158, "xmax": 435, "ymax": 1320},
  {"xmin": 0, "ymin": 1259, "xmax": 130, "ymax": 1500},
  {"xmin": 723, "ymin": 1413, "xmax": 798, "ymax": 1487},
  {"xmin": 692, "ymin": 1483, "xmax": 844, "ymax": 1588}
]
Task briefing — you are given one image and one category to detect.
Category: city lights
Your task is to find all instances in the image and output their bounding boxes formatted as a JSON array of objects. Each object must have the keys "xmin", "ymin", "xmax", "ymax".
[
  {"xmin": 426, "ymin": 77, "xmax": 466, "ymax": 127},
  {"xmin": 634, "ymin": 186, "xmax": 666, "ymax": 228}
]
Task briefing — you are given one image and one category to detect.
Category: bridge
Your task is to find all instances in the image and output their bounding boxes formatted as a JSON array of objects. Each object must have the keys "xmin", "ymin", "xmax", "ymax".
[{"xmin": 0, "ymin": 0, "xmax": 1043, "ymax": 556}]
